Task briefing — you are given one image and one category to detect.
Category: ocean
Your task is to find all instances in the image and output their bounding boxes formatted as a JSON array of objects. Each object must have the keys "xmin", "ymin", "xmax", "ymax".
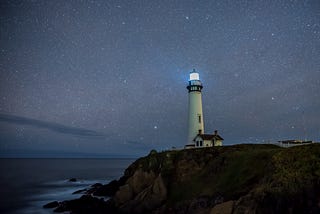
[{"xmin": 0, "ymin": 158, "xmax": 135, "ymax": 214}]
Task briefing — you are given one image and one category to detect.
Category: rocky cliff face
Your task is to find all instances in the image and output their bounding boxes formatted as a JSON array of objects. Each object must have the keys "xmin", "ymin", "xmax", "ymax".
[
  {"xmin": 114, "ymin": 169, "xmax": 167, "ymax": 213},
  {"xmin": 51, "ymin": 144, "xmax": 320, "ymax": 214}
]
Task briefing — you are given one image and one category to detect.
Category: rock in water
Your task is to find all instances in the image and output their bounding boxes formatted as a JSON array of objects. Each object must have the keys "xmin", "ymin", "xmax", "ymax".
[
  {"xmin": 69, "ymin": 178, "xmax": 77, "ymax": 182},
  {"xmin": 91, "ymin": 183, "xmax": 103, "ymax": 188},
  {"xmin": 87, "ymin": 180, "xmax": 120, "ymax": 196},
  {"xmin": 43, "ymin": 201, "xmax": 59, "ymax": 208},
  {"xmin": 53, "ymin": 195, "xmax": 115, "ymax": 213},
  {"xmin": 72, "ymin": 188, "xmax": 87, "ymax": 194}
]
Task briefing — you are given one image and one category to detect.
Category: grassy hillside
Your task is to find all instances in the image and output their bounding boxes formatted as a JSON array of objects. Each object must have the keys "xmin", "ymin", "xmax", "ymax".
[
  {"xmin": 123, "ymin": 143, "xmax": 320, "ymax": 213},
  {"xmin": 129, "ymin": 144, "xmax": 281, "ymax": 202},
  {"xmin": 52, "ymin": 143, "xmax": 320, "ymax": 214}
]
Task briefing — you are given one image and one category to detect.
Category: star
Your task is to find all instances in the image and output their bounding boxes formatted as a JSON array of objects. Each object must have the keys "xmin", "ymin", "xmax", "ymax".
[{"xmin": 0, "ymin": 0, "xmax": 318, "ymax": 157}]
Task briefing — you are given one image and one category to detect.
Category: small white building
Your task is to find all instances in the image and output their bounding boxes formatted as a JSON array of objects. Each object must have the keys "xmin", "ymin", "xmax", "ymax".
[
  {"xmin": 193, "ymin": 130, "xmax": 224, "ymax": 148},
  {"xmin": 277, "ymin": 140, "xmax": 314, "ymax": 148}
]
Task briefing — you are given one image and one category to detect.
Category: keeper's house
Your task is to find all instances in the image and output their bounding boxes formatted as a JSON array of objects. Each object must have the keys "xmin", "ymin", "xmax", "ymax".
[{"xmin": 193, "ymin": 130, "xmax": 224, "ymax": 148}]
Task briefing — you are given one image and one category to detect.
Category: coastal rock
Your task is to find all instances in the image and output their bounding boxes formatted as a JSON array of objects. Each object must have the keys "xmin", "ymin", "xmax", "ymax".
[
  {"xmin": 114, "ymin": 184, "xmax": 133, "ymax": 205},
  {"xmin": 92, "ymin": 180, "xmax": 120, "ymax": 196},
  {"xmin": 69, "ymin": 178, "xmax": 77, "ymax": 182},
  {"xmin": 114, "ymin": 169, "xmax": 156, "ymax": 206},
  {"xmin": 50, "ymin": 144, "xmax": 320, "ymax": 214},
  {"xmin": 91, "ymin": 183, "xmax": 103, "ymax": 188},
  {"xmin": 120, "ymin": 174, "xmax": 167, "ymax": 213},
  {"xmin": 233, "ymin": 187, "xmax": 320, "ymax": 214},
  {"xmin": 53, "ymin": 195, "xmax": 114, "ymax": 213},
  {"xmin": 232, "ymin": 192, "xmax": 259, "ymax": 214},
  {"xmin": 152, "ymin": 174, "xmax": 167, "ymax": 199},
  {"xmin": 43, "ymin": 201, "xmax": 59, "ymax": 208},
  {"xmin": 210, "ymin": 201, "xmax": 234, "ymax": 214},
  {"xmin": 127, "ymin": 169, "xmax": 156, "ymax": 195},
  {"xmin": 73, "ymin": 188, "xmax": 87, "ymax": 194},
  {"xmin": 175, "ymin": 159, "xmax": 202, "ymax": 182}
]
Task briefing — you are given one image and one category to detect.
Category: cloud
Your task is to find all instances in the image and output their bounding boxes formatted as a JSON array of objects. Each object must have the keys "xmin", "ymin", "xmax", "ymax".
[{"xmin": 0, "ymin": 113, "xmax": 106, "ymax": 138}]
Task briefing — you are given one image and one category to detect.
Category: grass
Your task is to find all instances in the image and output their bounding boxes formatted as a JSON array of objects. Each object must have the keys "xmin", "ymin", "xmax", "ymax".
[
  {"xmin": 123, "ymin": 143, "xmax": 320, "ymax": 205},
  {"xmin": 163, "ymin": 144, "xmax": 282, "ymax": 203}
]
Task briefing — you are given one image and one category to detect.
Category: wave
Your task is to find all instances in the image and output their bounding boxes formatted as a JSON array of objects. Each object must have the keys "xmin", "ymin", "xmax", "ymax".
[{"xmin": 13, "ymin": 179, "xmax": 109, "ymax": 214}]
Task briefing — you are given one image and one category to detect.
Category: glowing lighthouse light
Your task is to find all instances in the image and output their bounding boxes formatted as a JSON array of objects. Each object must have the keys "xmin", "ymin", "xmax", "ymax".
[{"xmin": 189, "ymin": 71, "xmax": 200, "ymax": 81}]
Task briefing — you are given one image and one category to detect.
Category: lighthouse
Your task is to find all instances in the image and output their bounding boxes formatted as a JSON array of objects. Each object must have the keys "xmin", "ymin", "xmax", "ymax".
[{"xmin": 186, "ymin": 69, "xmax": 204, "ymax": 145}]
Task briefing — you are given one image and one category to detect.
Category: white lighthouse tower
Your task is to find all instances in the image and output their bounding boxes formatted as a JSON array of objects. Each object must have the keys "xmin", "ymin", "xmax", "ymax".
[{"xmin": 186, "ymin": 69, "xmax": 204, "ymax": 145}]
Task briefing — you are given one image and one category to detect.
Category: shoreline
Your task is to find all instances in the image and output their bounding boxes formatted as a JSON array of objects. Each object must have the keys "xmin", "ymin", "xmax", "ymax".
[{"xmin": 0, "ymin": 158, "xmax": 134, "ymax": 214}]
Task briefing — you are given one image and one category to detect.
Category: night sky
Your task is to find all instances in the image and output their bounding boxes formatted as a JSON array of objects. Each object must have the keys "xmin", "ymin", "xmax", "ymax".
[{"xmin": 0, "ymin": 0, "xmax": 319, "ymax": 157}]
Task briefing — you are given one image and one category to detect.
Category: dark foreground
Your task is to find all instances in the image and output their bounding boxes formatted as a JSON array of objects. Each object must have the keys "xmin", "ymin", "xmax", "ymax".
[{"xmin": 45, "ymin": 144, "xmax": 320, "ymax": 214}]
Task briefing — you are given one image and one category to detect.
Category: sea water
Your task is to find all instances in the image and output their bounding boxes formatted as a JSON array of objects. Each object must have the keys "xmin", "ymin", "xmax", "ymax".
[{"xmin": 0, "ymin": 158, "xmax": 135, "ymax": 214}]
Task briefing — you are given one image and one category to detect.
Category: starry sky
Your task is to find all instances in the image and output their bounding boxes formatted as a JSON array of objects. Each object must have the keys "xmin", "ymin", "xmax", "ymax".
[{"xmin": 0, "ymin": 0, "xmax": 319, "ymax": 157}]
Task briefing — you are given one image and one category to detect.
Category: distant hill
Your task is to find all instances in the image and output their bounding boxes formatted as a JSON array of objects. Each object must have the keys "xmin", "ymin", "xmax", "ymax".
[{"xmin": 51, "ymin": 143, "xmax": 320, "ymax": 214}]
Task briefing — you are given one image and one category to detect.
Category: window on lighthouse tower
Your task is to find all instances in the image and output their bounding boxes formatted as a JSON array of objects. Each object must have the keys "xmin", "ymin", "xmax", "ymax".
[{"xmin": 198, "ymin": 115, "xmax": 201, "ymax": 123}]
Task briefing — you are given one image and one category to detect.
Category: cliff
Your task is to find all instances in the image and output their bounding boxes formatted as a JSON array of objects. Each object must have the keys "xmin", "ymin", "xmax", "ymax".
[{"xmin": 51, "ymin": 144, "xmax": 320, "ymax": 214}]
